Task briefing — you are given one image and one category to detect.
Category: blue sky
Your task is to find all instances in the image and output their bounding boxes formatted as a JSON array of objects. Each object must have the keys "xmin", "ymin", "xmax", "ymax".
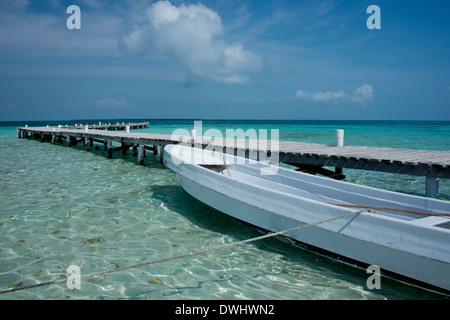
[{"xmin": 0, "ymin": 0, "xmax": 449, "ymax": 121}]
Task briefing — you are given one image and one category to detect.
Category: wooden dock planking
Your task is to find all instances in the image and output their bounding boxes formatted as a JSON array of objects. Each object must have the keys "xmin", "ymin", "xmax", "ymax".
[
  {"xmin": 17, "ymin": 125, "xmax": 450, "ymax": 173},
  {"xmin": 65, "ymin": 122, "xmax": 150, "ymax": 130},
  {"xmin": 17, "ymin": 124, "xmax": 450, "ymax": 198},
  {"xmin": 298, "ymin": 146, "xmax": 449, "ymax": 167}
]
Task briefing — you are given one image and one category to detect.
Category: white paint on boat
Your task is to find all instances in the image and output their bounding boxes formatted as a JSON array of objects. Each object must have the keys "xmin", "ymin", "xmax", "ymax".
[{"xmin": 163, "ymin": 144, "xmax": 450, "ymax": 292}]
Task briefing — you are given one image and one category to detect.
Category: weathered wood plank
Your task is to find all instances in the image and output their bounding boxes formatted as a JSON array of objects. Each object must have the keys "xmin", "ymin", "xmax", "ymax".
[{"xmin": 17, "ymin": 126, "xmax": 450, "ymax": 179}]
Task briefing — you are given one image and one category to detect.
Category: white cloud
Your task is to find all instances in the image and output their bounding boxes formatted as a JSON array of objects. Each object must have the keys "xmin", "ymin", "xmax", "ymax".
[
  {"xmin": 295, "ymin": 84, "xmax": 373, "ymax": 105},
  {"xmin": 296, "ymin": 89, "xmax": 347, "ymax": 101},
  {"xmin": 312, "ymin": 90, "xmax": 347, "ymax": 101},
  {"xmin": 295, "ymin": 90, "xmax": 309, "ymax": 98},
  {"xmin": 119, "ymin": 0, "xmax": 263, "ymax": 84},
  {"xmin": 92, "ymin": 98, "xmax": 130, "ymax": 109},
  {"xmin": 351, "ymin": 84, "xmax": 373, "ymax": 105}
]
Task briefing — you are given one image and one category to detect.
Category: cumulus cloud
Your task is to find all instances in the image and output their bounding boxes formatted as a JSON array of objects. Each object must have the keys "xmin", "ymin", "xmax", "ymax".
[
  {"xmin": 295, "ymin": 84, "xmax": 373, "ymax": 105},
  {"xmin": 351, "ymin": 84, "xmax": 373, "ymax": 105},
  {"xmin": 296, "ymin": 89, "xmax": 347, "ymax": 101},
  {"xmin": 119, "ymin": 0, "xmax": 263, "ymax": 84}
]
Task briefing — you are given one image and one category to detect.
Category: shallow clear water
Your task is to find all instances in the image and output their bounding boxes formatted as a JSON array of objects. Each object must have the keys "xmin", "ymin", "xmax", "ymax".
[{"xmin": 0, "ymin": 120, "xmax": 449, "ymax": 300}]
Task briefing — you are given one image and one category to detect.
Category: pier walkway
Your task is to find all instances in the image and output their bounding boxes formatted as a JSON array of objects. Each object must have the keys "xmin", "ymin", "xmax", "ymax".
[{"xmin": 17, "ymin": 124, "xmax": 450, "ymax": 198}]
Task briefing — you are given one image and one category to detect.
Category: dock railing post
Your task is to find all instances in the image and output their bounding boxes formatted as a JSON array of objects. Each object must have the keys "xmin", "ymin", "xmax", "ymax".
[{"xmin": 336, "ymin": 129, "xmax": 344, "ymax": 147}]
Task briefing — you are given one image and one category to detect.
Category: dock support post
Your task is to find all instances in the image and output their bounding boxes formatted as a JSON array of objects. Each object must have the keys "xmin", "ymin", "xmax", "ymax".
[
  {"xmin": 132, "ymin": 144, "xmax": 137, "ymax": 156},
  {"xmin": 152, "ymin": 145, "xmax": 158, "ymax": 155},
  {"xmin": 335, "ymin": 129, "xmax": 344, "ymax": 176},
  {"xmin": 160, "ymin": 146, "xmax": 164, "ymax": 164},
  {"xmin": 66, "ymin": 135, "xmax": 71, "ymax": 147},
  {"xmin": 107, "ymin": 141, "xmax": 112, "ymax": 158},
  {"xmin": 138, "ymin": 144, "xmax": 144, "ymax": 165},
  {"xmin": 425, "ymin": 176, "xmax": 439, "ymax": 199},
  {"xmin": 191, "ymin": 129, "xmax": 197, "ymax": 148}
]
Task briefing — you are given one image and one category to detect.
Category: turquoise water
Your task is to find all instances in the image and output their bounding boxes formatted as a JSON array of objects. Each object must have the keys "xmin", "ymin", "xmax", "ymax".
[{"xmin": 0, "ymin": 120, "xmax": 449, "ymax": 300}]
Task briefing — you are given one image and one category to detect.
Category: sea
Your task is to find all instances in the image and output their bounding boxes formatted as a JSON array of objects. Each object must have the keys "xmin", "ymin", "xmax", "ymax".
[{"xmin": 0, "ymin": 119, "xmax": 449, "ymax": 300}]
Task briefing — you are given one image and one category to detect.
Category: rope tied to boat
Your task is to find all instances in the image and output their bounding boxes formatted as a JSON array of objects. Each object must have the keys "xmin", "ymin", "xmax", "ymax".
[
  {"xmin": 0, "ymin": 209, "xmax": 373, "ymax": 295},
  {"xmin": 323, "ymin": 202, "xmax": 450, "ymax": 217},
  {"xmin": 219, "ymin": 151, "xmax": 232, "ymax": 177}
]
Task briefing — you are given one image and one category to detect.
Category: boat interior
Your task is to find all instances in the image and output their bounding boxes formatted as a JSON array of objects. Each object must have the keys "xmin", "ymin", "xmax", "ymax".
[{"xmin": 199, "ymin": 161, "xmax": 450, "ymax": 229}]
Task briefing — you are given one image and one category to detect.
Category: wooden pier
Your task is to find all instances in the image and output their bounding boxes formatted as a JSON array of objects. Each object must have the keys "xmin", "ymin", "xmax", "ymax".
[
  {"xmin": 42, "ymin": 122, "xmax": 149, "ymax": 131},
  {"xmin": 17, "ymin": 124, "xmax": 450, "ymax": 198}
]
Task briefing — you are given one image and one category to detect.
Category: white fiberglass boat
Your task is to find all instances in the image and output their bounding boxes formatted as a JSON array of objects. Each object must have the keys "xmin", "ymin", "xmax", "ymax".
[{"xmin": 163, "ymin": 144, "xmax": 450, "ymax": 293}]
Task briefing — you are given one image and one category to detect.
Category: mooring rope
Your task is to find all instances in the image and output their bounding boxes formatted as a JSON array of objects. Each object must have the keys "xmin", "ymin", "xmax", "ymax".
[
  {"xmin": 219, "ymin": 151, "xmax": 232, "ymax": 177},
  {"xmin": 323, "ymin": 202, "xmax": 450, "ymax": 217},
  {"xmin": 0, "ymin": 209, "xmax": 372, "ymax": 295}
]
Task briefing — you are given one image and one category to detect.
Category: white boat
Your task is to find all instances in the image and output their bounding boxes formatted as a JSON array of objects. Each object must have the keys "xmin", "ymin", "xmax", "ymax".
[{"xmin": 163, "ymin": 144, "xmax": 450, "ymax": 293}]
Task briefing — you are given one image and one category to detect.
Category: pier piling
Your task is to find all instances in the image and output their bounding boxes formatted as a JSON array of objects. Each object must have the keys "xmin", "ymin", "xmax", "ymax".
[
  {"xmin": 138, "ymin": 144, "xmax": 145, "ymax": 165},
  {"xmin": 425, "ymin": 177, "xmax": 439, "ymax": 199},
  {"xmin": 16, "ymin": 122, "xmax": 449, "ymax": 198}
]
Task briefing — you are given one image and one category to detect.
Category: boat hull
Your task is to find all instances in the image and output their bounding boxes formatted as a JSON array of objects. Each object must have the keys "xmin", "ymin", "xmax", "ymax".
[
  {"xmin": 178, "ymin": 174, "xmax": 449, "ymax": 292},
  {"xmin": 163, "ymin": 145, "xmax": 450, "ymax": 293}
]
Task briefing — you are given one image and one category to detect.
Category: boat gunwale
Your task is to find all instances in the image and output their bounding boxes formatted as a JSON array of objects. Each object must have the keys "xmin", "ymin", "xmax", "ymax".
[{"xmin": 166, "ymin": 145, "xmax": 450, "ymax": 220}]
